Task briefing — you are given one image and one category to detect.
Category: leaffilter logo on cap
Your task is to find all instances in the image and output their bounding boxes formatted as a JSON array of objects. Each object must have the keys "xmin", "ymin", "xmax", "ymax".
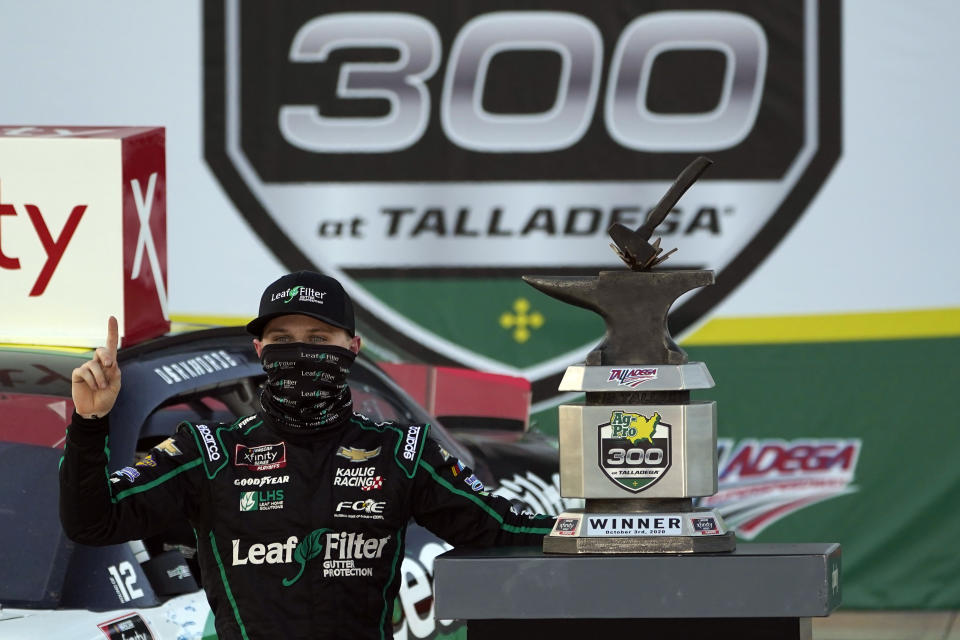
[{"xmin": 271, "ymin": 286, "xmax": 327, "ymax": 305}]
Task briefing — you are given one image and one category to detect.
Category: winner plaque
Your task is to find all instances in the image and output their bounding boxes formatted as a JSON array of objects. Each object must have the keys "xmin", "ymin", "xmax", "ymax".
[{"xmin": 533, "ymin": 157, "xmax": 736, "ymax": 554}]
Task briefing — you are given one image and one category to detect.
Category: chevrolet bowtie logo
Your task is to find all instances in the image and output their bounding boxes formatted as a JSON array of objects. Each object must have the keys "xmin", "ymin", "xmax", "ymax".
[{"xmin": 337, "ymin": 446, "xmax": 381, "ymax": 462}]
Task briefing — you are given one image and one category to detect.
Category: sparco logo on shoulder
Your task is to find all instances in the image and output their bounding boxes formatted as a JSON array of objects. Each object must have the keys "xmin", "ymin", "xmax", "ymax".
[
  {"xmin": 197, "ymin": 424, "xmax": 221, "ymax": 461},
  {"xmin": 205, "ymin": 0, "xmax": 841, "ymax": 402},
  {"xmin": 403, "ymin": 425, "xmax": 421, "ymax": 461}
]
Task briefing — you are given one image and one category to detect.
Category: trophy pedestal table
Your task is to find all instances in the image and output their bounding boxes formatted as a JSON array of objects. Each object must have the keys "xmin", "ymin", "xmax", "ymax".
[{"xmin": 434, "ymin": 543, "xmax": 841, "ymax": 640}]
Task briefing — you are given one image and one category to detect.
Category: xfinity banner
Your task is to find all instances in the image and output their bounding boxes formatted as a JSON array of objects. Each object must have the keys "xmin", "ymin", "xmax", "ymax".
[{"xmin": 205, "ymin": 0, "xmax": 840, "ymax": 400}]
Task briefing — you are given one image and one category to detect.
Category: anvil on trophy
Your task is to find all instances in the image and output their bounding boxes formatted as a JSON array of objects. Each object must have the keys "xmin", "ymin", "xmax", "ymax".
[{"xmin": 528, "ymin": 156, "xmax": 736, "ymax": 553}]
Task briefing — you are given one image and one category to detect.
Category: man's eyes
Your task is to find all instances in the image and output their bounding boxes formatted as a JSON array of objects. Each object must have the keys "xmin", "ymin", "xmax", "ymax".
[{"xmin": 268, "ymin": 335, "xmax": 327, "ymax": 343}]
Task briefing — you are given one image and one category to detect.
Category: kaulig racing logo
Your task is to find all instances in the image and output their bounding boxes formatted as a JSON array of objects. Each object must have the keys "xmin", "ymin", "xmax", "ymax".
[{"xmin": 204, "ymin": 0, "xmax": 841, "ymax": 402}]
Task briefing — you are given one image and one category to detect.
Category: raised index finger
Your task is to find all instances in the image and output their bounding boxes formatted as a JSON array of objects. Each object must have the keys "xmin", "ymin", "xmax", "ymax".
[{"xmin": 106, "ymin": 315, "xmax": 119, "ymax": 360}]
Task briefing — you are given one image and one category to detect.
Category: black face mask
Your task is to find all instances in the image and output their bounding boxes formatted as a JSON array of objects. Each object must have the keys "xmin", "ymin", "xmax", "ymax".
[{"xmin": 259, "ymin": 343, "xmax": 356, "ymax": 430}]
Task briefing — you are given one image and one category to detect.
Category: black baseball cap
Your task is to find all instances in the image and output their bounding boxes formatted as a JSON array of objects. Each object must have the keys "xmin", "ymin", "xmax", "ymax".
[{"xmin": 246, "ymin": 271, "xmax": 355, "ymax": 337}]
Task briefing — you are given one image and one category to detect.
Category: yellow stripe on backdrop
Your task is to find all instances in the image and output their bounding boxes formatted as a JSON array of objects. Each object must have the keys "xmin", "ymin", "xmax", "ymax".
[
  {"xmin": 682, "ymin": 308, "xmax": 960, "ymax": 346},
  {"xmin": 170, "ymin": 310, "xmax": 960, "ymax": 347},
  {"xmin": 169, "ymin": 314, "xmax": 252, "ymax": 332}
]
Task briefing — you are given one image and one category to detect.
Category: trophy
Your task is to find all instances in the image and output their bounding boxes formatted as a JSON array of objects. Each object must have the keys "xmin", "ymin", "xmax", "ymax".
[{"xmin": 532, "ymin": 157, "xmax": 736, "ymax": 553}]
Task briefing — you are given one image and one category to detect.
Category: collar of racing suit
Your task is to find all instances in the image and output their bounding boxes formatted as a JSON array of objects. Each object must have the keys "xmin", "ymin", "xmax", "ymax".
[{"xmin": 256, "ymin": 409, "xmax": 354, "ymax": 444}]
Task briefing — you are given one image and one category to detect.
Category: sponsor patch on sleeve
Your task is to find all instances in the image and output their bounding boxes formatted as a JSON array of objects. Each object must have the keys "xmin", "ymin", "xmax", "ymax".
[
  {"xmin": 155, "ymin": 437, "xmax": 182, "ymax": 457},
  {"xmin": 109, "ymin": 466, "xmax": 140, "ymax": 485},
  {"xmin": 134, "ymin": 454, "xmax": 158, "ymax": 468}
]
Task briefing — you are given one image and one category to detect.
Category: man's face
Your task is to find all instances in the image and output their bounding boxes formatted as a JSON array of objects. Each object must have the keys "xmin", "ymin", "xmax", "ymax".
[{"xmin": 253, "ymin": 314, "xmax": 361, "ymax": 358}]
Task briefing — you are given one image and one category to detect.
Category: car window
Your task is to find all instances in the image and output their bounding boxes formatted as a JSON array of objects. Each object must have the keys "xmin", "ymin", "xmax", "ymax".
[
  {"xmin": 0, "ymin": 348, "xmax": 83, "ymax": 396},
  {"xmin": 351, "ymin": 383, "xmax": 406, "ymax": 423},
  {"xmin": 0, "ymin": 392, "xmax": 74, "ymax": 448}
]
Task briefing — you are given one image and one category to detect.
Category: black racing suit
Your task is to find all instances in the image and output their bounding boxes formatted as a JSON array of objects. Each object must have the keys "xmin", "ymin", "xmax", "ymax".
[{"xmin": 60, "ymin": 411, "xmax": 555, "ymax": 640}]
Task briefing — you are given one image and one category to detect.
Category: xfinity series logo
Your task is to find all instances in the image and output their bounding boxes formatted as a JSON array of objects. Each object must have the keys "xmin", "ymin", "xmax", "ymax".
[
  {"xmin": 691, "ymin": 516, "xmax": 720, "ymax": 534},
  {"xmin": 205, "ymin": 0, "xmax": 841, "ymax": 401},
  {"xmin": 598, "ymin": 410, "xmax": 671, "ymax": 493},
  {"xmin": 555, "ymin": 517, "xmax": 580, "ymax": 536},
  {"xmin": 235, "ymin": 442, "xmax": 287, "ymax": 471}
]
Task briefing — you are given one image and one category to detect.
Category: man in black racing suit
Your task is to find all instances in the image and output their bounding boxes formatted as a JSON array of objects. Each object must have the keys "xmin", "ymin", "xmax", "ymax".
[{"xmin": 60, "ymin": 271, "xmax": 555, "ymax": 640}]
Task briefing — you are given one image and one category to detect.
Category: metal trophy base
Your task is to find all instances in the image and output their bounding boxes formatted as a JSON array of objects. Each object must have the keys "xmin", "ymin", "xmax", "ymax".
[{"xmin": 544, "ymin": 498, "xmax": 736, "ymax": 554}]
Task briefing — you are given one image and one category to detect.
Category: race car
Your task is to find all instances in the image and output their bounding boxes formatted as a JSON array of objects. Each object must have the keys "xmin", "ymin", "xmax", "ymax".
[{"xmin": 0, "ymin": 326, "xmax": 570, "ymax": 640}]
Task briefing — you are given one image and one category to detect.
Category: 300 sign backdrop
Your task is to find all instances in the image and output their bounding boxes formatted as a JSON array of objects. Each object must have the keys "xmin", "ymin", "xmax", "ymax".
[{"xmin": 204, "ymin": 0, "xmax": 840, "ymax": 403}]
